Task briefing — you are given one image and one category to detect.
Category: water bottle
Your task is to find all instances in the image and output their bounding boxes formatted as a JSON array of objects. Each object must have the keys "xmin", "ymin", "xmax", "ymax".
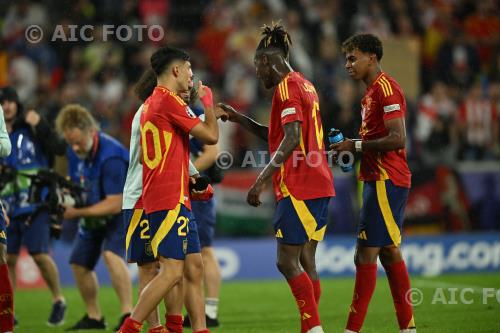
[{"xmin": 328, "ymin": 128, "xmax": 353, "ymax": 172}]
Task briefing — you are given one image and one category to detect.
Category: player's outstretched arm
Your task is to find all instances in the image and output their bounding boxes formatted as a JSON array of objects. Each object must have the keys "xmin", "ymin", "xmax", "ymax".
[
  {"xmin": 217, "ymin": 103, "xmax": 268, "ymax": 142},
  {"xmin": 247, "ymin": 121, "xmax": 300, "ymax": 206},
  {"xmin": 190, "ymin": 82, "xmax": 218, "ymax": 145}
]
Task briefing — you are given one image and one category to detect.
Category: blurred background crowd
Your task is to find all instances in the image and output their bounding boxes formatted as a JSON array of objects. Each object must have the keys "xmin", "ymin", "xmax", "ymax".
[
  {"xmin": 1, "ymin": 0, "xmax": 499, "ymax": 236},
  {"xmin": 1, "ymin": 0, "xmax": 499, "ymax": 164}
]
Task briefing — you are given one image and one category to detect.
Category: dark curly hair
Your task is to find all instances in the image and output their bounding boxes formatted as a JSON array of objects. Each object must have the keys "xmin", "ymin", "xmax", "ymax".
[
  {"xmin": 256, "ymin": 21, "xmax": 292, "ymax": 60},
  {"xmin": 342, "ymin": 33, "xmax": 383, "ymax": 61}
]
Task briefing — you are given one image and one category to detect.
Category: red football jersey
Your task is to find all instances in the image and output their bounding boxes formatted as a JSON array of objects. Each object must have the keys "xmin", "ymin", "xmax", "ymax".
[
  {"xmin": 359, "ymin": 72, "xmax": 411, "ymax": 188},
  {"xmin": 269, "ymin": 72, "xmax": 335, "ymax": 201},
  {"xmin": 141, "ymin": 86, "xmax": 201, "ymax": 213}
]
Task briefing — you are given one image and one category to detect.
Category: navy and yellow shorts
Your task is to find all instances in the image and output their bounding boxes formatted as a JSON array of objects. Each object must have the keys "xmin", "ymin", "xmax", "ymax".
[
  {"xmin": 358, "ymin": 179, "xmax": 409, "ymax": 247},
  {"xmin": 186, "ymin": 217, "xmax": 201, "ymax": 255},
  {"xmin": 273, "ymin": 196, "xmax": 330, "ymax": 245},
  {"xmin": 69, "ymin": 214, "xmax": 126, "ymax": 270},
  {"xmin": 124, "ymin": 209, "xmax": 155, "ymax": 265},
  {"xmin": 148, "ymin": 204, "xmax": 193, "ymax": 260}
]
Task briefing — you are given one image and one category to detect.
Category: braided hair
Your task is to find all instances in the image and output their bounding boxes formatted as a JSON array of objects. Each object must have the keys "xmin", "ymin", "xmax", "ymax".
[{"xmin": 256, "ymin": 21, "xmax": 292, "ymax": 60}]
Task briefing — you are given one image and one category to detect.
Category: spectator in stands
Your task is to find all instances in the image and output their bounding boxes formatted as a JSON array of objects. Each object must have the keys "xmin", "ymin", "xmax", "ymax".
[
  {"xmin": 435, "ymin": 29, "xmax": 480, "ymax": 90},
  {"xmin": 457, "ymin": 81, "xmax": 498, "ymax": 160},
  {"xmin": 415, "ymin": 81, "xmax": 458, "ymax": 166}
]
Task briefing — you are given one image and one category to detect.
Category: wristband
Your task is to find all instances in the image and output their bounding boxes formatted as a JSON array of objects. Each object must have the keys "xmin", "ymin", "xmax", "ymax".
[
  {"xmin": 199, "ymin": 86, "xmax": 213, "ymax": 109},
  {"xmin": 355, "ymin": 140, "xmax": 363, "ymax": 152}
]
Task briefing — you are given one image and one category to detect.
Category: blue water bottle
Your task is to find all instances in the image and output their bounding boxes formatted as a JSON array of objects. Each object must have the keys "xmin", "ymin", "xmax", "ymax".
[{"xmin": 328, "ymin": 128, "xmax": 353, "ymax": 172}]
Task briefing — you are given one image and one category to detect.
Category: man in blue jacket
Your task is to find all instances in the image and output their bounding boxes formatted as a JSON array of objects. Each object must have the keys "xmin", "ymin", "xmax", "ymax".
[{"xmin": 55, "ymin": 104, "xmax": 132, "ymax": 331}]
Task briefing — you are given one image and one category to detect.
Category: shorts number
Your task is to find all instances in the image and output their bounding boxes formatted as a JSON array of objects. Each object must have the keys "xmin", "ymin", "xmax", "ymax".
[
  {"xmin": 139, "ymin": 220, "xmax": 150, "ymax": 239},
  {"xmin": 177, "ymin": 216, "xmax": 189, "ymax": 236}
]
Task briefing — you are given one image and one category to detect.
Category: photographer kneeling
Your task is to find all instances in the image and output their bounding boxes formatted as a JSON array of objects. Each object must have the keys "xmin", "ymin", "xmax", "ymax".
[
  {"xmin": 55, "ymin": 104, "xmax": 132, "ymax": 331},
  {"xmin": 0, "ymin": 87, "xmax": 67, "ymax": 327}
]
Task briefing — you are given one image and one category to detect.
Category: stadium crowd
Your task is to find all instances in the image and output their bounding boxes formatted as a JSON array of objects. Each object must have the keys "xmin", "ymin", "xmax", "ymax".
[{"xmin": 0, "ymin": 0, "xmax": 499, "ymax": 164}]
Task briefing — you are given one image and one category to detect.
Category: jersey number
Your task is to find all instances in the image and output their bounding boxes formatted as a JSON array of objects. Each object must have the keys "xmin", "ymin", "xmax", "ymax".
[
  {"xmin": 311, "ymin": 102, "xmax": 324, "ymax": 149},
  {"xmin": 141, "ymin": 121, "xmax": 172, "ymax": 171},
  {"xmin": 140, "ymin": 220, "xmax": 150, "ymax": 239},
  {"xmin": 177, "ymin": 216, "xmax": 189, "ymax": 236}
]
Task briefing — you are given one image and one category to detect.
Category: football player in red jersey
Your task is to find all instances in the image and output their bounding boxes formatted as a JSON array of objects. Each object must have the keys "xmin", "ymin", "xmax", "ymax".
[
  {"xmin": 218, "ymin": 23, "xmax": 334, "ymax": 333},
  {"xmin": 118, "ymin": 46, "xmax": 218, "ymax": 333},
  {"xmin": 330, "ymin": 34, "xmax": 416, "ymax": 333}
]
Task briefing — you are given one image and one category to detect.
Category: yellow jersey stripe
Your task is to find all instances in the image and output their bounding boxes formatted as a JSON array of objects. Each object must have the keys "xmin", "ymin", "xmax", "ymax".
[
  {"xmin": 125, "ymin": 209, "xmax": 144, "ymax": 252},
  {"xmin": 279, "ymin": 166, "xmax": 290, "ymax": 197},
  {"xmin": 377, "ymin": 81, "xmax": 389, "ymax": 97},
  {"xmin": 179, "ymin": 166, "xmax": 185, "ymax": 203},
  {"xmin": 375, "ymin": 180, "xmax": 401, "ymax": 246},
  {"xmin": 377, "ymin": 155, "xmax": 389, "ymax": 180},
  {"xmin": 278, "ymin": 83, "xmax": 285, "ymax": 102},
  {"xmin": 283, "ymin": 78, "xmax": 289, "ymax": 100},
  {"xmin": 289, "ymin": 194, "xmax": 318, "ymax": 240},
  {"xmin": 380, "ymin": 76, "xmax": 393, "ymax": 95},
  {"xmin": 151, "ymin": 204, "xmax": 182, "ymax": 257},
  {"xmin": 169, "ymin": 92, "xmax": 185, "ymax": 105}
]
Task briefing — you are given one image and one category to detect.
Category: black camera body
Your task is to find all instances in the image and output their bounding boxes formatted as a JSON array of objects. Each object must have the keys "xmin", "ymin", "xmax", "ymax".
[{"xmin": 27, "ymin": 169, "xmax": 84, "ymax": 238}]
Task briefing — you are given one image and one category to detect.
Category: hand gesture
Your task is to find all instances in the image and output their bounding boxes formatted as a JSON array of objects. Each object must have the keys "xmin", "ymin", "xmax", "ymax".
[
  {"xmin": 247, "ymin": 179, "xmax": 265, "ymax": 207},
  {"xmin": 197, "ymin": 80, "xmax": 213, "ymax": 109},
  {"xmin": 216, "ymin": 103, "xmax": 238, "ymax": 122}
]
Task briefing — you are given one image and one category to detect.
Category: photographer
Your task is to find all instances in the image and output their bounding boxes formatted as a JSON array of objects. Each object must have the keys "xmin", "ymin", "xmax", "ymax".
[
  {"xmin": 0, "ymin": 87, "xmax": 67, "ymax": 327},
  {"xmin": 55, "ymin": 104, "xmax": 132, "ymax": 331}
]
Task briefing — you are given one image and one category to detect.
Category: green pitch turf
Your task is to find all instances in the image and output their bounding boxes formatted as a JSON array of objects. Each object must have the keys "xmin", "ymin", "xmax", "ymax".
[{"xmin": 13, "ymin": 273, "xmax": 500, "ymax": 333}]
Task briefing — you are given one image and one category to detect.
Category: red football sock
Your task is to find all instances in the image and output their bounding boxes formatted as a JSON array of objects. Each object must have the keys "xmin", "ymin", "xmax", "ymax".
[
  {"xmin": 148, "ymin": 325, "xmax": 167, "ymax": 333},
  {"xmin": 165, "ymin": 314, "xmax": 183, "ymax": 333},
  {"xmin": 311, "ymin": 278, "xmax": 321, "ymax": 305},
  {"xmin": 346, "ymin": 263, "xmax": 378, "ymax": 333},
  {"xmin": 0, "ymin": 264, "xmax": 13, "ymax": 333},
  {"xmin": 119, "ymin": 317, "xmax": 143, "ymax": 333},
  {"xmin": 287, "ymin": 272, "xmax": 321, "ymax": 333},
  {"xmin": 384, "ymin": 261, "xmax": 415, "ymax": 329},
  {"xmin": 193, "ymin": 330, "xmax": 210, "ymax": 333}
]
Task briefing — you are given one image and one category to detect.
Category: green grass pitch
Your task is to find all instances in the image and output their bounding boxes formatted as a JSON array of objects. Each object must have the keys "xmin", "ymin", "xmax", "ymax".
[{"xmin": 13, "ymin": 273, "xmax": 500, "ymax": 332}]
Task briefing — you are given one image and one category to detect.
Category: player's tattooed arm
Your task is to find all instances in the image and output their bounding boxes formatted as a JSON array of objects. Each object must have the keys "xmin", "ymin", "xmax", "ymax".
[
  {"xmin": 247, "ymin": 121, "xmax": 300, "ymax": 207},
  {"xmin": 217, "ymin": 103, "xmax": 268, "ymax": 142}
]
